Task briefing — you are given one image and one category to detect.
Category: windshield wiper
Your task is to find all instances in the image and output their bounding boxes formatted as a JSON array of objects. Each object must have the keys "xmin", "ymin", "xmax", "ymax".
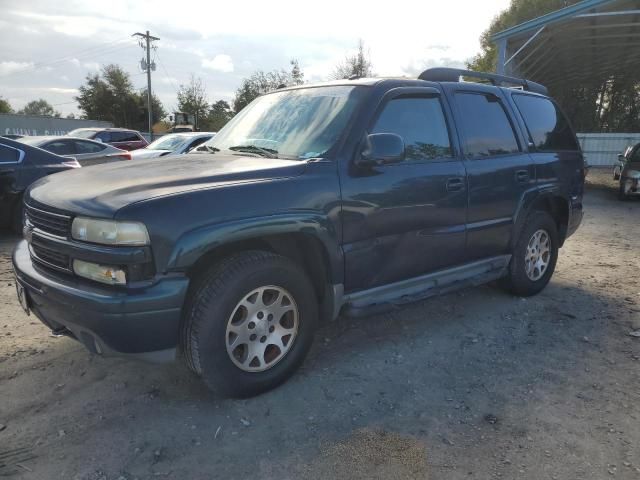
[
  {"xmin": 228, "ymin": 145, "xmax": 279, "ymax": 158},
  {"xmin": 202, "ymin": 145, "xmax": 220, "ymax": 153}
]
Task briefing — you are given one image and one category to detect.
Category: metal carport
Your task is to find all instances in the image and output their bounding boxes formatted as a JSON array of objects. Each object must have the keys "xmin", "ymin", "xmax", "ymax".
[{"xmin": 493, "ymin": 0, "xmax": 640, "ymax": 90}]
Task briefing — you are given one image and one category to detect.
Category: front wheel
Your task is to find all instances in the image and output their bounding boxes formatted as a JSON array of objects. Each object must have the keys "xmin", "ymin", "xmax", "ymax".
[
  {"xmin": 501, "ymin": 211, "xmax": 559, "ymax": 297},
  {"xmin": 181, "ymin": 251, "xmax": 318, "ymax": 397}
]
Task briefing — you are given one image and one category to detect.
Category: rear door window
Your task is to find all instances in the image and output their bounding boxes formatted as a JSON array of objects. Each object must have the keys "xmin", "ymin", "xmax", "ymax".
[
  {"xmin": 455, "ymin": 92, "xmax": 520, "ymax": 158},
  {"xmin": 0, "ymin": 145, "xmax": 20, "ymax": 163},
  {"xmin": 371, "ymin": 96, "xmax": 452, "ymax": 162},
  {"xmin": 112, "ymin": 131, "xmax": 139, "ymax": 142},
  {"xmin": 45, "ymin": 140, "xmax": 76, "ymax": 155},
  {"xmin": 512, "ymin": 94, "xmax": 579, "ymax": 151},
  {"xmin": 74, "ymin": 140, "xmax": 106, "ymax": 154},
  {"xmin": 95, "ymin": 131, "xmax": 111, "ymax": 142}
]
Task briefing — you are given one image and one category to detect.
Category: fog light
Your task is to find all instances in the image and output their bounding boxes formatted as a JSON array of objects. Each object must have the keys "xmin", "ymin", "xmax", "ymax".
[{"xmin": 73, "ymin": 259, "xmax": 126, "ymax": 285}]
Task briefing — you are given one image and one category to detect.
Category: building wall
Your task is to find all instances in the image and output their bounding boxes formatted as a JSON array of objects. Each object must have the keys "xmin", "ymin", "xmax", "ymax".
[
  {"xmin": 0, "ymin": 114, "xmax": 112, "ymax": 137},
  {"xmin": 577, "ymin": 133, "xmax": 640, "ymax": 167}
]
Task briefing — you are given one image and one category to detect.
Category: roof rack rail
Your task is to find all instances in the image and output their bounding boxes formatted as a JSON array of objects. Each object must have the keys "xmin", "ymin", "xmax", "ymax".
[{"xmin": 418, "ymin": 67, "xmax": 548, "ymax": 96}]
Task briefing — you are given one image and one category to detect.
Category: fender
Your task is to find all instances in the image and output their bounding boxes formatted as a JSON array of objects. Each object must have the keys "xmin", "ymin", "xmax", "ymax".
[
  {"xmin": 166, "ymin": 211, "xmax": 344, "ymax": 284},
  {"xmin": 510, "ymin": 183, "xmax": 569, "ymax": 249}
]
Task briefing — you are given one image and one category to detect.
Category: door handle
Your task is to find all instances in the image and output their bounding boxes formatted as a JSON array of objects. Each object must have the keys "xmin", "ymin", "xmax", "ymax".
[
  {"xmin": 515, "ymin": 170, "xmax": 530, "ymax": 183},
  {"xmin": 446, "ymin": 177, "xmax": 465, "ymax": 192}
]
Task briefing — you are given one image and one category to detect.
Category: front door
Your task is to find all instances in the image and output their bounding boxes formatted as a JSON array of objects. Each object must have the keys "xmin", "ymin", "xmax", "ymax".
[
  {"xmin": 340, "ymin": 87, "xmax": 468, "ymax": 292},
  {"xmin": 446, "ymin": 86, "xmax": 534, "ymax": 260}
]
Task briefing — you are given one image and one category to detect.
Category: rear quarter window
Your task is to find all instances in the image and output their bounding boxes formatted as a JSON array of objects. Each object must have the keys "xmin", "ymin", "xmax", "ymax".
[
  {"xmin": 0, "ymin": 144, "xmax": 20, "ymax": 163},
  {"xmin": 512, "ymin": 94, "xmax": 579, "ymax": 152}
]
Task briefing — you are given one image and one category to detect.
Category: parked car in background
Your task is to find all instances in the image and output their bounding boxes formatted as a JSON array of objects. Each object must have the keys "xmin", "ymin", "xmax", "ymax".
[
  {"xmin": 2, "ymin": 134, "xmax": 24, "ymax": 140},
  {"xmin": 13, "ymin": 68, "xmax": 584, "ymax": 397},
  {"xmin": 18, "ymin": 136, "xmax": 131, "ymax": 167},
  {"xmin": 614, "ymin": 142, "xmax": 640, "ymax": 199},
  {"xmin": 130, "ymin": 132, "xmax": 215, "ymax": 160},
  {"xmin": 66, "ymin": 128, "xmax": 148, "ymax": 151},
  {"xmin": 0, "ymin": 137, "xmax": 79, "ymax": 231}
]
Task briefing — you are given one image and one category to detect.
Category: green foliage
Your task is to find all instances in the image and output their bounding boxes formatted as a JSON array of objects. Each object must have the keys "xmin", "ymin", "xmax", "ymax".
[
  {"xmin": 18, "ymin": 98, "xmax": 60, "ymax": 117},
  {"xmin": 332, "ymin": 39, "xmax": 373, "ymax": 80},
  {"xmin": 206, "ymin": 100, "xmax": 233, "ymax": 132},
  {"xmin": 0, "ymin": 97, "xmax": 12, "ymax": 114},
  {"xmin": 76, "ymin": 64, "xmax": 165, "ymax": 132},
  {"xmin": 177, "ymin": 75, "xmax": 209, "ymax": 122},
  {"xmin": 232, "ymin": 59, "xmax": 305, "ymax": 113},
  {"xmin": 468, "ymin": 0, "xmax": 640, "ymax": 132}
]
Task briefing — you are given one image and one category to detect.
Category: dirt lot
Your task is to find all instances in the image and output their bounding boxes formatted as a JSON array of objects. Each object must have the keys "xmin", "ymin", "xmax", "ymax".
[{"xmin": 1, "ymin": 169, "xmax": 639, "ymax": 480}]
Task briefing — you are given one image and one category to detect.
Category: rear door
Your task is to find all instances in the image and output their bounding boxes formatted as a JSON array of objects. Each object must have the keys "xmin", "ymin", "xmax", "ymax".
[
  {"xmin": 446, "ymin": 85, "xmax": 534, "ymax": 260},
  {"xmin": 73, "ymin": 140, "xmax": 110, "ymax": 166},
  {"xmin": 508, "ymin": 93, "xmax": 584, "ymax": 229},
  {"xmin": 340, "ymin": 87, "xmax": 468, "ymax": 291}
]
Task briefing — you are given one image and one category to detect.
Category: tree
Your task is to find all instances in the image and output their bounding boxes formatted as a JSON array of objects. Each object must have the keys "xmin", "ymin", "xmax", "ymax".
[
  {"xmin": 0, "ymin": 97, "xmax": 12, "ymax": 114},
  {"xmin": 76, "ymin": 64, "xmax": 165, "ymax": 131},
  {"xmin": 176, "ymin": 75, "xmax": 209, "ymax": 128},
  {"xmin": 205, "ymin": 100, "xmax": 233, "ymax": 131},
  {"xmin": 18, "ymin": 99, "xmax": 60, "ymax": 117},
  {"xmin": 232, "ymin": 59, "xmax": 305, "ymax": 113},
  {"xmin": 332, "ymin": 39, "xmax": 373, "ymax": 79}
]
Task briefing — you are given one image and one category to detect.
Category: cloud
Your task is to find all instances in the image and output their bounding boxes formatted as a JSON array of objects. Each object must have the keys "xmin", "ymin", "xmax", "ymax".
[
  {"xmin": 46, "ymin": 87, "xmax": 79, "ymax": 94},
  {"xmin": 0, "ymin": 61, "xmax": 33, "ymax": 76},
  {"xmin": 83, "ymin": 62, "xmax": 100, "ymax": 71},
  {"xmin": 202, "ymin": 54, "xmax": 234, "ymax": 73}
]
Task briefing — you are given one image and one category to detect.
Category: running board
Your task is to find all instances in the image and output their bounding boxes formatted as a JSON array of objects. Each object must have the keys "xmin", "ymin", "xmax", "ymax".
[{"xmin": 341, "ymin": 255, "xmax": 511, "ymax": 318}]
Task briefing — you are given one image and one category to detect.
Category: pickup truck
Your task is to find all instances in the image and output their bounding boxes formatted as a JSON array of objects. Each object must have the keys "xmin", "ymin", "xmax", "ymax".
[{"xmin": 13, "ymin": 68, "xmax": 585, "ymax": 397}]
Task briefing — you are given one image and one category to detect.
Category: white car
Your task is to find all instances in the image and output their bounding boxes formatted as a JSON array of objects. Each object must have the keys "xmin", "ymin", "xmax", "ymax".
[{"xmin": 130, "ymin": 132, "xmax": 215, "ymax": 160}]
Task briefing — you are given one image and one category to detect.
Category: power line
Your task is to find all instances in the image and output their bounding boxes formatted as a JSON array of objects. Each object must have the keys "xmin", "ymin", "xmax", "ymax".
[{"xmin": 0, "ymin": 37, "xmax": 136, "ymax": 78}]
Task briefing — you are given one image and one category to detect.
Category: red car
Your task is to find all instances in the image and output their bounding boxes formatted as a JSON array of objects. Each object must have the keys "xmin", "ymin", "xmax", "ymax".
[{"xmin": 66, "ymin": 128, "xmax": 148, "ymax": 151}]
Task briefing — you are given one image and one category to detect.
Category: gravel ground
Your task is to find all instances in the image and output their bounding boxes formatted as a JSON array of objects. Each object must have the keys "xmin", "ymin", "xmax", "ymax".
[{"xmin": 0, "ymin": 169, "xmax": 638, "ymax": 480}]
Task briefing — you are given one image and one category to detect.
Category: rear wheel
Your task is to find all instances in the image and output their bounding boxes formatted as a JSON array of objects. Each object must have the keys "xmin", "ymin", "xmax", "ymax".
[
  {"xmin": 501, "ymin": 211, "xmax": 558, "ymax": 297},
  {"xmin": 181, "ymin": 250, "xmax": 318, "ymax": 397}
]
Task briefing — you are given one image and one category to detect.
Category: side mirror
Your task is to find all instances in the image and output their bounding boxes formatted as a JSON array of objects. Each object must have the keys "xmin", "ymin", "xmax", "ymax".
[
  {"xmin": 618, "ymin": 153, "xmax": 624, "ymax": 161},
  {"xmin": 356, "ymin": 133, "xmax": 405, "ymax": 167}
]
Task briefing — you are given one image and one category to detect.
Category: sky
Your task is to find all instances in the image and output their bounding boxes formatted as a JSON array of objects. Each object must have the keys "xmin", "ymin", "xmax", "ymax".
[{"xmin": 0, "ymin": 0, "xmax": 511, "ymax": 117}]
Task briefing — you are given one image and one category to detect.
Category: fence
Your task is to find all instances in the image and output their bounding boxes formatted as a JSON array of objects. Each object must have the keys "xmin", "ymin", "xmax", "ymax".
[
  {"xmin": 577, "ymin": 133, "xmax": 640, "ymax": 167},
  {"xmin": 0, "ymin": 113, "xmax": 111, "ymax": 137}
]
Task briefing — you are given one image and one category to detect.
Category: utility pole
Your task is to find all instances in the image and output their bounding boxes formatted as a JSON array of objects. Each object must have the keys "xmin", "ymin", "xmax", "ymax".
[{"xmin": 133, "ymin": 31, "xmax": 159, "ymax": 141}]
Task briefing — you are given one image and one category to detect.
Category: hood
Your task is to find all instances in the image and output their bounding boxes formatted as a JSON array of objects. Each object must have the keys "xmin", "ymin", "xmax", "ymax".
[
  {"xmin": 130, "ymin": 149, "xmax": 171, "ymax": 160},
  {"xmin": 27, "ymin": 153, "xmax": 307, "ymax": 217}
]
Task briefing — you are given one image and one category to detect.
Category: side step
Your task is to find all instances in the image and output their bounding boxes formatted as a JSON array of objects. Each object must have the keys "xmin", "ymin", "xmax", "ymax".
[{"xmin": 341, "ymin": 255, "xmax": 511, "ymax": 318}]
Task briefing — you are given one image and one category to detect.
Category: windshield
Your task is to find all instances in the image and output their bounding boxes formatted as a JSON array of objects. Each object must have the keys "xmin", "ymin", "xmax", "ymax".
[
  {"xmin": 67, "ymin": 129, "xmax": 97, "ymax": 138},
  {"xmin": 146, "ymin": 134, "xmax": 189, "ymax": 151},
  {"xmin": 202, "ymin": 86, "xmax": 365, "ymax": 160}
]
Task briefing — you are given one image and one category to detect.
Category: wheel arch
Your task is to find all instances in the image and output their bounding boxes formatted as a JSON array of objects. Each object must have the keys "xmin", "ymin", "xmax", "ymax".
[
  {"xmin": 168, "ymin": 214, "xmax": 343, "ymax": 320},
  {"xmin": 513, "ymin": 191, "xmax": 570, "ymax": 248}
]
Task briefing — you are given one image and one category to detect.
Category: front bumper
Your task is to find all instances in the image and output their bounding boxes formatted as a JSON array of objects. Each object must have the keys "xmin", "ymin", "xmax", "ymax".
[{"xmin": 12, "ymin": 240, "xmax": 189, "ymax": 362}]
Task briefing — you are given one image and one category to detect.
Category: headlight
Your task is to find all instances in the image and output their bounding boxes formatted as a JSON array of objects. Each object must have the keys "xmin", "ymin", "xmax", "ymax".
[
  {"xmin": 73, "ymin": 259, "xmax": 126, "ymax": 285},
  {"xmin": 71, "ymin": 217, "xmax": 150, "ymax": 246}
]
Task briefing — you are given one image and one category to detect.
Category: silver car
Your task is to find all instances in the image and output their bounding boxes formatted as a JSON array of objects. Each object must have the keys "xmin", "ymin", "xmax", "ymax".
[
  {"xmin": 129, "ymin": 132, "xmax": 215, "ymax": 160},
  {"xmin": 17, "ymin": 136, "xmax": 130, "ymax": 166}
]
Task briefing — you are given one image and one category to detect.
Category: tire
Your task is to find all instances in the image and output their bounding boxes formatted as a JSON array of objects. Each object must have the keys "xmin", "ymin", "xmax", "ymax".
[
  {"xmin": 501, "ymin": 211, "xmax": 559, "ymax": 297},
  {"xmin": 181, "ymin": 250, "xmax": 318, "ymax": 397}
]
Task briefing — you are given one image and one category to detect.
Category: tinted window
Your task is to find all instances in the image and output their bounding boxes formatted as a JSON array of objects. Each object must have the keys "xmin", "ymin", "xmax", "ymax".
[
  {"xmin": 75, "ymin": 140, "xmax": 105, "ymax": 154},
  {"xmin": 45, "ymin": 140, "xmax": 75, "ymax": 155},
  {"xmin": 95, "ymin": 131, "xmax": 111, "ymax": 142},
  {"xmin": 187, "ymin": 137, "xmax": 209, "ymax": 152},
  {"xmin": 372, "ymin": 97, "xmax": 452, "ymax": 161},
  {"xmin": 455, "ymin": 93, "xmax": 520, "ymax": 158},
  {"xmin": 111, "ymin": 131, "xmax": 139, "ymax": 142},
  {"xmin": 0, "ymin": 145, "xmax": 20, "ymax": 163},
  {"xmin": 513, "ymin": 94, "xmax": 579, "ymax": 151}
]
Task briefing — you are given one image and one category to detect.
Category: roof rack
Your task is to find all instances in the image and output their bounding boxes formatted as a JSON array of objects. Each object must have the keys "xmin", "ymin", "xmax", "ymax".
[{"xmin": 418, "ymin": 67, "xmax": 548, "ymax": 96}]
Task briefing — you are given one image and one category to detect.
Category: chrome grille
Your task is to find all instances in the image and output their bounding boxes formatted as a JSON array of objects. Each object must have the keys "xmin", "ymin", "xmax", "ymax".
[{"xmin": 25, "ymin": 204, "xmax": 71, "ymax": 238}]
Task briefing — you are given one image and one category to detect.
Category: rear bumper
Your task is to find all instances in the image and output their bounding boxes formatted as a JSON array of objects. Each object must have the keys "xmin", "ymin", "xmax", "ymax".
[{"xmin": 12, "ymin": 240, "xmax": 189, "ymax": 362}]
